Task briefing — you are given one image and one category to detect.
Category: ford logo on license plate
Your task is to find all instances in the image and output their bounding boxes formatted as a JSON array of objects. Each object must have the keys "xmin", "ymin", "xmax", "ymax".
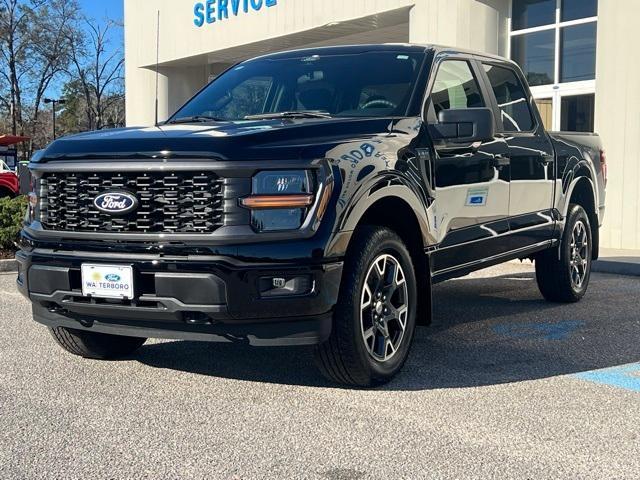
[{"xmin": 94, "ymin": 191, "xmax": 138, "ymax": 215}]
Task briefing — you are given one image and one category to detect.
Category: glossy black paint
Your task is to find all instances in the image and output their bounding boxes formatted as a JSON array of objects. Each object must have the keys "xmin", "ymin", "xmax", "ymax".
[{"xmin": 19, "ymin": 45, "xmax": 606, "ymax": 345}]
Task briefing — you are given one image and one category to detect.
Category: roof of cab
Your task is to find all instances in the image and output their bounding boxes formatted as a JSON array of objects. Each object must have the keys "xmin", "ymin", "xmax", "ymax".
[{"xmin": 248, "ymin": 43, "xmax": 511, "ymax": 65}]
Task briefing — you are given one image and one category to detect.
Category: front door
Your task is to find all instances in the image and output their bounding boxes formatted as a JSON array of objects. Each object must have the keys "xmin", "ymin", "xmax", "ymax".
[
  {"xmin": 427, "ymin": 58, "xmax": 511, "ymax": 276},
  {"xmin": 481, "ymin": 63, "xmax": 556, "ymax": 250}
]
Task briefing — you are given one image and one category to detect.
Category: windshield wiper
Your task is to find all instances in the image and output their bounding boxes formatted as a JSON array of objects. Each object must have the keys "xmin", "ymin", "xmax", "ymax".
[
  {"xmin": 244, "ymin": 111, "xmax": 332, "ymax": 120},
  {"xmin": 167, "ymin": 115, "xmax": 224, "ymax": 124}
]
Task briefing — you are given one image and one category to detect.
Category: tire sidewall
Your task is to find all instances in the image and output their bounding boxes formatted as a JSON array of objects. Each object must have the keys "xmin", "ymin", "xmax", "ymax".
[
  {"xmin": 345, "ymin": 229, "xmax": 418, "ymax": 381},
  {"xmin": 563, "ymin": 205, "xmax": 593, "ymax": 298}
]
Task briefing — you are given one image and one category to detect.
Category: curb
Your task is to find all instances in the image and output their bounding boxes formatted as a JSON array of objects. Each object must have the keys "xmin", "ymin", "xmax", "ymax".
[
  {"xmin": 0, "ymin": 258, "xmax": 17, "ymax": 273},
  {"xmin": 593, "ymin": 259, "xmax": 640, "ymax": 277}
]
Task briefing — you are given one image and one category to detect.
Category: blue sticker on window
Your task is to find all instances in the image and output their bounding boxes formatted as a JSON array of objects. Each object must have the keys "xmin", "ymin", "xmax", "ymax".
[{"xmin": 466, "ymin": 187, "xmax": 489, "ymax": 206}]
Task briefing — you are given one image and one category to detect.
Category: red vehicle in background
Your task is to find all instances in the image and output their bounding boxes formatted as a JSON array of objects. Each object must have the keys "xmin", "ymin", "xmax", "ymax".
[
  {"xmin": 0, "ymin": 135, "xmax": 28, "ymax": 198},
  {"xmin": 0, "ymin": 167, "xmax": 19, "ymax": 198}
]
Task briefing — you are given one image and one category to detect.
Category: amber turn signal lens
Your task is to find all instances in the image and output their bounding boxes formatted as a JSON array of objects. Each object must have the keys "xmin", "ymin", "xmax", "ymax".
[
  {"xmin": 316, "ymin": 182, "xmax": 334, "ymax": 221},
  {"xmin": 240, "ymin": 194, "xmax": 315, "ymax": 209}
]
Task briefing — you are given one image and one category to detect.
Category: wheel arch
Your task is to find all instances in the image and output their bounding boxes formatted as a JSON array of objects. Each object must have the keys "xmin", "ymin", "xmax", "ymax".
[
  {"xmin": 0, "ymin": 186, "xmax": 15, "ymax": 198},
  {"xmin": 346, "ymin": 193, "xmax": 432, "ymax": 325},
  {"xmin": 566, "ymin": 175, "xmax": 599, "ymax": 260}
]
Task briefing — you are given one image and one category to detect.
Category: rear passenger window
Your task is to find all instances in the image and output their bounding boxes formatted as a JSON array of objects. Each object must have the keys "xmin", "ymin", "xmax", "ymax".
[
  {"xmin": 431, "ymin": 61, "xmax": 485, "ymax": 115},
  {"xmin": 483, "ymin": 64, "xmax": 535, "ymax": 132}
]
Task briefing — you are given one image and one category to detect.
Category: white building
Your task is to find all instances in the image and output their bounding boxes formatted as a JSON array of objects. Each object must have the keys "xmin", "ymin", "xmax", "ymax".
[{"xmin": 124, "ymin": 0, "xmax": 640, "ymax": 251}]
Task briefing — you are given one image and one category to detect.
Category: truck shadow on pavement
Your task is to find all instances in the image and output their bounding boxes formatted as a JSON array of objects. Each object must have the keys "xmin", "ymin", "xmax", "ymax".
[{"xmin": 134, "ymin": 270, "xmax": 640, "ymax": 390}]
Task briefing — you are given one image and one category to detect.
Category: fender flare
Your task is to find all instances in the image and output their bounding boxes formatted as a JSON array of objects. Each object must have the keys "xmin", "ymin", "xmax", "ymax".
[
  {"xmin": 0, "ymin": 174, "xmax": 19, "ymax": 196},
  {"xmin": 337, "ymin": 175, "xmax": 434, "ymax": 248},
  {"xmin": 558, "ymin": 149, "xmax": 600, "ymax": 216},
  {"xmin": 562, "ymin": 173, "xmax": 599, "ymax": 223}
]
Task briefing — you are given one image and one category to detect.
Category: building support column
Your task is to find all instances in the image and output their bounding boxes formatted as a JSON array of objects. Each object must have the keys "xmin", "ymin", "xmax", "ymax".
[{"xmin": 409, "ymin": 0, "xmax": 509, "ymax": 57}]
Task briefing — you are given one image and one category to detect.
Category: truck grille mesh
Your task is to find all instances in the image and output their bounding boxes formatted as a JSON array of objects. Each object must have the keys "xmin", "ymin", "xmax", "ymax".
[{"xmin": 39, "ymin": 172, "xmax": 225, "ymax": 233}]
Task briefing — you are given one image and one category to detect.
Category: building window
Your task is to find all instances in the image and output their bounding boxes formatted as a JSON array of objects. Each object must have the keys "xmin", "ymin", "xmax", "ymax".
[
  {"xmin": 535, "ymin": 98, "xmax": 553, "ymax": 130},
  {"xmin": 510, "ymin": 30, "xmax": 555, "ymax": 86},
  {"xmin": 510, "ymin": 0, "xmax": 598, "ymax": 132},
  {"xmin": 561, "ymin": 0, "xmax": 597, "ymax": 22},
  {"xmin": 512, "ymin": 0, "xmax": 556, "ymax": 30},
  {"xmin": 560, "ymin": 22, "xmax": 597, "ymax": 83},
  {"xmin": 561, "ymin": 94, "xmax": 595, "ymax": 132}
]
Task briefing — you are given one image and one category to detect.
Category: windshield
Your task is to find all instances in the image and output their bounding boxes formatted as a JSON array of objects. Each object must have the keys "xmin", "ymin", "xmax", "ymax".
[{"xmin": 170, "ymin": 51, "xmax": 425, "ymax": 122}]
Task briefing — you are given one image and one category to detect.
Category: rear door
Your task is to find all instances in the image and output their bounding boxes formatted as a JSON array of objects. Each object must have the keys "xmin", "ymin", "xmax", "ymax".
[
  {"xmin": 480, "ymin": 62, "xmax": 556, "ymax": 250},
  {"xmin": 426, "ymin": 56, "xmax": 512, "ymax": 275}
]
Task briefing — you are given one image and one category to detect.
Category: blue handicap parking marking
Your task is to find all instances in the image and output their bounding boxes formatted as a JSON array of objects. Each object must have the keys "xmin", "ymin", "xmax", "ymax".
[
  {"xmin": 492, "ymin": 320, "xmax": 585, "ymax": 341},
  {"xmin": 574, "ymin": 363, "xmax": 640, "ymax": 393}
]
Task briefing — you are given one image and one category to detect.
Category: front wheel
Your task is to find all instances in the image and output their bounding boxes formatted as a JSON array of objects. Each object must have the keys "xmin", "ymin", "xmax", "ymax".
[
  {"xmin": 314, "ymin": 226, "xmax": 418, "ymax": 387},
  {"xmin": 49, "ymin": 327, "xmax": 147, "ymax": 360},
  {"xmin": 535, "ymin": 204, "xmax": 593, "ymax": 302}
]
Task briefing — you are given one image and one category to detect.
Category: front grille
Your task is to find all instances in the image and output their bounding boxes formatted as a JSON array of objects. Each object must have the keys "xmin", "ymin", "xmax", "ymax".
[{"xmin": 39, "ymin": 171, "xmax": 225, "ymax": 233}]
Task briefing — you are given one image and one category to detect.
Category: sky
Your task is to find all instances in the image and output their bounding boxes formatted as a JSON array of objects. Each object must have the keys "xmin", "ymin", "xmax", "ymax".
[
  {"xmin": 47, "ymin": 0, "xmax": 124, "ymax": 98},
  {"xmin": 80, "ymin": 0, "xmax": 124, "ymax": 46},
  {"xmin": 80, "ymin": 0, "xmax": 124, "ymax": 25}
]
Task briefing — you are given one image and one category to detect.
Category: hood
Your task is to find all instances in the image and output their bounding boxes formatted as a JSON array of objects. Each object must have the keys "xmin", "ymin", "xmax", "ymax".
[{"xmin": 36, "ymin": 117, "xmax": 405, "ymax": 163}]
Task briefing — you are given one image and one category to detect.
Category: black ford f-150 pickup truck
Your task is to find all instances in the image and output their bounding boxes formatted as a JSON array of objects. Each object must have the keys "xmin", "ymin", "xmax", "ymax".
[{"xmin": 17, "ymin": 44, "xmax": 606, "ymax": 386}]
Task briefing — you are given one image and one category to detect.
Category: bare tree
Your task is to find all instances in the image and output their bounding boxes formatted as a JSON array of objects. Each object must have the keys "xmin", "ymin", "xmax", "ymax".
[
  {"xmin": 0, "ymin": 0, "xmax": 79, "ymax": 151},
  {"xmin": 29, "ymin": 0, "xmax": 79, "ymax": 139},
  {"xmin": 0, "ymin": 1, "xmax": 123, "ymax": 152},
  {"xmin": 0, "ymin": 0, "xmax": 37, "ymax": 134},
  {"xmin": 67, "ymin": 18, "xmax": 124, "ymax": 131}
]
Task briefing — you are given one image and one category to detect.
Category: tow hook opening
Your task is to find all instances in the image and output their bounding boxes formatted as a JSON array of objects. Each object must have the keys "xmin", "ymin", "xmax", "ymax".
[{"xmin": 183, "ymin": 312, "xmax": 213, "ymax": 325}]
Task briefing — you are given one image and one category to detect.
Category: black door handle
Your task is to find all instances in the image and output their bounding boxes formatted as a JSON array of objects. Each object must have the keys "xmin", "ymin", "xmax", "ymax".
[
  {"xmin": 538, "ymin": 155, "xmax": 554, "ymax": 166},
  {"xmin": 491, "ymin": 156, "xmax": 510, "ymax": 168}
]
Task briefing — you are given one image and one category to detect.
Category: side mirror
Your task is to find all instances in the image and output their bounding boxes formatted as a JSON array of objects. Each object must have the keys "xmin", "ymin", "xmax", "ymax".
[{"xmin": 429, "ymin": 107, "xmax": 495, "ymax": 144}]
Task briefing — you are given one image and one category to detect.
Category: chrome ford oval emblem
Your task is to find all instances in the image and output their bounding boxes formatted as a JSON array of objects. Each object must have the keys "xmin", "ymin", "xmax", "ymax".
[{"xmin": 94, "ymin": 191, "xmax": 138, "ymax": 215}]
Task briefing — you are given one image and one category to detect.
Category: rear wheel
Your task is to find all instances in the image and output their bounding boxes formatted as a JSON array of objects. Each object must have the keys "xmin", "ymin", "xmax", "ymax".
[
  {"xmin": 535, "ymin": 204, "xmax": 592, "ymax": 302},
  {"xmin": 314, "ymin": 226, "xmax": 417, "ymax": 387},
  {"xmin": 49, "ymin": 327, "xmax": 147, "ymax": 360}
]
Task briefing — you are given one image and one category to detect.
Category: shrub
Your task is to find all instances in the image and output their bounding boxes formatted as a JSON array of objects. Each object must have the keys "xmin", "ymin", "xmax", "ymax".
[{"xmin": 0, "ymin": 196, "xmax": 27, "ymax": 251}]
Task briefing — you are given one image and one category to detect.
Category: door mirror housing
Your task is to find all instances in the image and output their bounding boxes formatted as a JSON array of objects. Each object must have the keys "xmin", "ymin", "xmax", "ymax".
[{"xmin": 430, "ymin": 108, "xmax": 495, "ymax": 144}]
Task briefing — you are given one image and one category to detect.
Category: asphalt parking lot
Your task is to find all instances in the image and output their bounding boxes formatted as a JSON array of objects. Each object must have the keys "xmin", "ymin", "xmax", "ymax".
[{"xmin": 1, "ymin": 262, "xmax": 639, "ymax": 479}]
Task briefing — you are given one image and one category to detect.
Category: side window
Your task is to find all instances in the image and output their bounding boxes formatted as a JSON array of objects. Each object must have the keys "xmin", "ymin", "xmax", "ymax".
[
  {"xmin": 431, "ymin": 60, "xmax": 485, "ymax": 115},
  {"xmin": 482, "ymin": 64, "xmax": 535, "ymax": 132}
]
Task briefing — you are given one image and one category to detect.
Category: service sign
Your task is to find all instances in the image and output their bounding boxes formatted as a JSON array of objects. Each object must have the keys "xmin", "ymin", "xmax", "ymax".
[
  {"xmin": 81, "ymin": 264, "xmax": 135, "ymax": 300},
  {"xmin": 194, "ymin": 0, "xmax": 278, "ymax": 28}
]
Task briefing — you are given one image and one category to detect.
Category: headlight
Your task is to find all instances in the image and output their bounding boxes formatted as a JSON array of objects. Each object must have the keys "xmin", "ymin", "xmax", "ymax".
[{"xmin": 240, "ymin": 170, "xmax": 315, "ymax": 232}]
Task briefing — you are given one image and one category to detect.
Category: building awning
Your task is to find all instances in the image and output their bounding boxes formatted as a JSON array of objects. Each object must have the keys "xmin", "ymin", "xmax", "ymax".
[{"xmin": 0, "ymin": 135, "xmax": 29, "ymax": 147}]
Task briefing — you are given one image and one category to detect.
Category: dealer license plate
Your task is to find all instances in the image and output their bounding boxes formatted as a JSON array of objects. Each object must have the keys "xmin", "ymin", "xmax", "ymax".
[{"xmin": 81, "ymin": 264, "xmax": 134, "ymax": 300}]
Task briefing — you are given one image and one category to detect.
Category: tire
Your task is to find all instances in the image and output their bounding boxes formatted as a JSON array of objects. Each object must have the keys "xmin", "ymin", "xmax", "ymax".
[
  {"xmin": 535, "ymin": 204, "xmax": 593, "ymax": 303},
  {"xmin": 314, "ymin": 226, "xmax": 418, "ymax": 387},
  {"xmin": 49, "ymin": 327, "xmax": 147, "ymax": 360}
]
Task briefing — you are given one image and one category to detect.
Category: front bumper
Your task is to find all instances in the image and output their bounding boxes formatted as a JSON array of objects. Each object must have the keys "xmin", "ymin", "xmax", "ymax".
[{"xmin": 16, "ymin": 249, "xmax": 342, "ymax": 346}]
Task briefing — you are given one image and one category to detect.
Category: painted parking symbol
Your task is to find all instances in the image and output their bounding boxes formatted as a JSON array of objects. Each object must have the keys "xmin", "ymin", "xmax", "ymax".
[
  {"xmin": 574, "ymin": 363, "xmax": 640, "ymax": 393},
  {"xmin": 492, "ymin": 320, "xmax": 585, "ymax": 340}
]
